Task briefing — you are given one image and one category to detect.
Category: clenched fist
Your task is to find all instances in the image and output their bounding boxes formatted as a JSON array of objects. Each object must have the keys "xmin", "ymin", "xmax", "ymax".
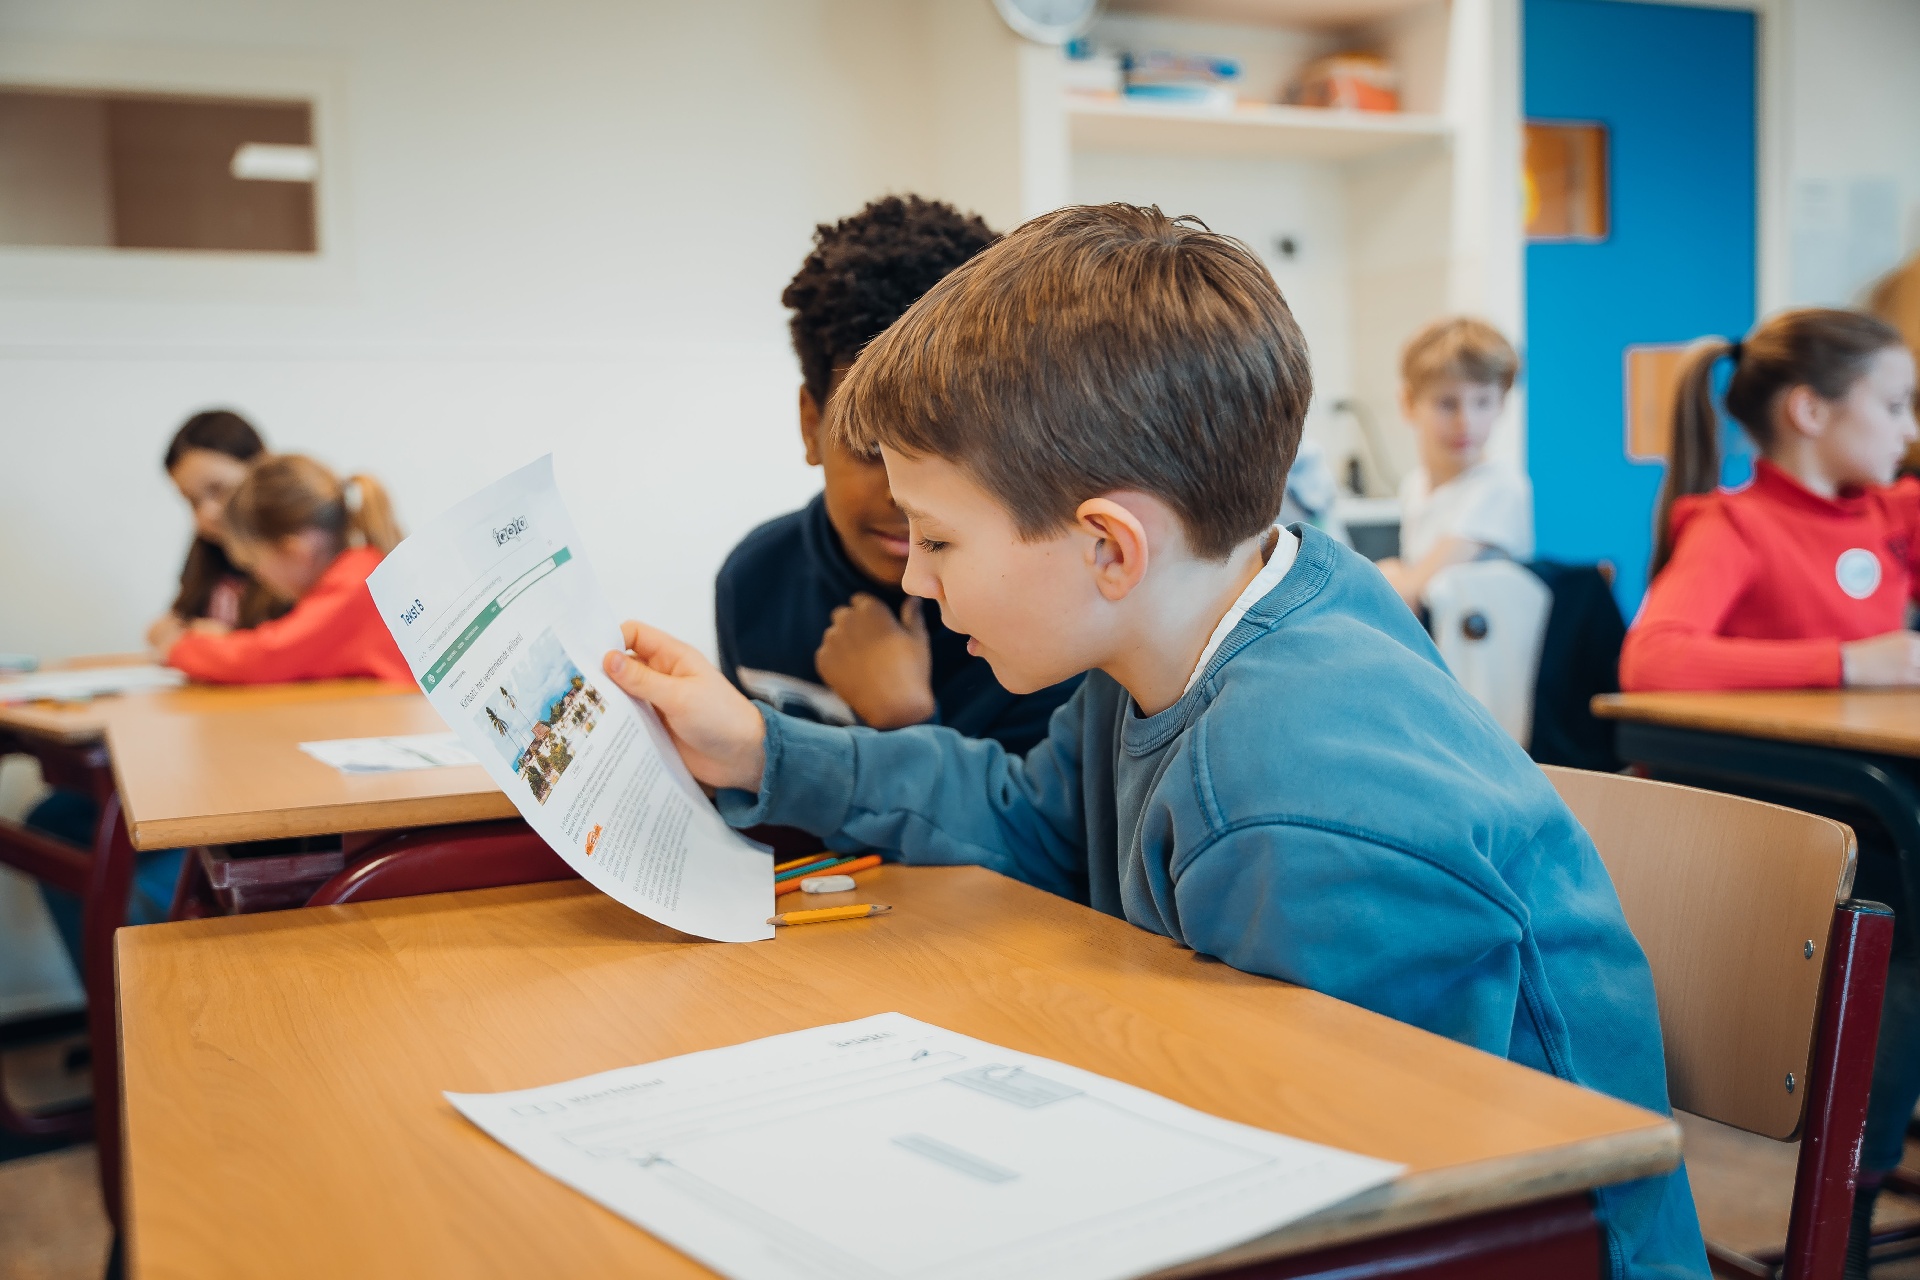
[{"xmin": 815, "ymin": 595, "xmax": 937, "ymax": 729}]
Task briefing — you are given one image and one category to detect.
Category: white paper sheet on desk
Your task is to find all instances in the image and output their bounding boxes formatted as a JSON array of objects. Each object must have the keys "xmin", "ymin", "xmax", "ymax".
[
  {"xmin": 298, "ymin": 732, "xmax": 478, "ymax": 773},
  {"xmin": 365, "ymin": 455, "xmax": 773, "ymax": 943},
  {"xmin": 0, "ymin": 665, "xmax": 184, "ymax": 704},
  {"xmin": 447, "ymin": 1012, "xmax": 1402, "ymax": 1280}
]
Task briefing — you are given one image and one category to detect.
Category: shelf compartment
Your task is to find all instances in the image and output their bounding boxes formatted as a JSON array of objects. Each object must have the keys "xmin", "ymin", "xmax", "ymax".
[{"xmin": 1067, "ymin": 94, "xmax": 1451, "ymax": 161}]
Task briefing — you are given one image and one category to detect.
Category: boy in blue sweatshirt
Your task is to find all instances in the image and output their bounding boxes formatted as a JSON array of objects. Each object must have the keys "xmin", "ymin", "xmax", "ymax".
[
  {"xmin": 717, "ymin": 195, "xmax": 1077, "ymax": 753},
  {"xmin": 606, "ymin": 203, "xmax": 1708, "ymax": 1280}
]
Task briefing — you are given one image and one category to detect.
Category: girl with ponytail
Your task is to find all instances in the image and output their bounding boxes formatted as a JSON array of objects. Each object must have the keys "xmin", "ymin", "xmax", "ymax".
[
  {"xmin": 151, "ymin": 455, "xmax": 412, "ymax": 684},
  {"xmin": 1621, "ymin": 307, "xmax": 1920, "ymax": 691}
]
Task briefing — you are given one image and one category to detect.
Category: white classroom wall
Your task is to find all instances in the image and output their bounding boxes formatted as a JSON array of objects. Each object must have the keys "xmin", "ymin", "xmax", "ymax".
[
  {"xmin": 4, "ymin": 0, "xmax": 1917, "ymax": 667},
  {"xmin": 0, "ymin": 0, "xmax": 1024, "ymax": 664},
  {"xmin": 1772, "ymin": 0, "xmax": 1920, "ymax": 309}
]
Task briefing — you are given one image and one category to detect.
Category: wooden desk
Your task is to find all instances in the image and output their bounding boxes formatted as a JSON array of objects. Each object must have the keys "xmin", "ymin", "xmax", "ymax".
[
  {"xmin": 119, "ymin": 867, "xmax": 1680, "ymax": 1279},
  {"xmin": 1593, "ymin": 690, "xmax": 1920, "ymax": 759},
  {"xmin": 0, "ymin": 673, "xmax": 413, "ymax": 750},
  {"xmin": 105, "ymin": 691, "xmax": 515, "ymax": 851},
  {"xmin": 2, "ymin": 675, "xmax": 420, "ymax": 907}
]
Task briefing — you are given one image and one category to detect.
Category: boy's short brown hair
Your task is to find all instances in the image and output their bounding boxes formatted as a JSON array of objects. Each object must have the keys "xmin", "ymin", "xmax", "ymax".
[
  {"xmin": 828, "ymin": 203, "xmax": 1312, "ymax": 560},
  {"xmin": 1400, "ymin": 316, "xmax": 1519, "ymax": 397}
]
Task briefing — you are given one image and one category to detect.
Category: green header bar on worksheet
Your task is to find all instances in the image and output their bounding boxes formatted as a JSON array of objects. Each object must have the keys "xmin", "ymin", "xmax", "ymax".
[{"xmin": 420, "ymin": 547, "xmax": 572, "ymax": 692}]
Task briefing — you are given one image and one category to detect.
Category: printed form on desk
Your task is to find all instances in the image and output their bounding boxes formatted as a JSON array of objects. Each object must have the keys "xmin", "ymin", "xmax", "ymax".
[
  {"xmin": 298, "ymin": 732, "xmax": 476, "ymax": 773},
  {"xmin": 366, "ymin": 455, "xmax": 773, "ymax": 942},
  {"xmin": 448, "ymin": 1013, "xmax": 1401, "ymax": 1280}
]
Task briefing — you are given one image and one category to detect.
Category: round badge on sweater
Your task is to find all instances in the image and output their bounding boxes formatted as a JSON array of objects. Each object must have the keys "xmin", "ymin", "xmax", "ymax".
[{"xmin": 1835, "ymin": 548, "xmax": 1883, "ymax": 600}]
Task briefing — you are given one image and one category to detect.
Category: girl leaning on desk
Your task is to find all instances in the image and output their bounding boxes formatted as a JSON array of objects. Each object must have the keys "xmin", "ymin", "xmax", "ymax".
[
  {"xmin": 148, "ymin": 453, "xmax": 411, "ymax": 685},
  {"xmin": 142, "ymin": 410, "xmax": 288, "ymax": 648}
]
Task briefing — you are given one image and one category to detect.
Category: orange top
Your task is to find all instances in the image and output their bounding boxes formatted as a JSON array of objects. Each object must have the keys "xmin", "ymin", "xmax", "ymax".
[{"xmin": 167, "ymin": 546, "xmax": 412, "ymax": 686}]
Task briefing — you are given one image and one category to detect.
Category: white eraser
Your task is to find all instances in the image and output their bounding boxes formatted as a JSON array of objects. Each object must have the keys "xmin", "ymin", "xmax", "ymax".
[{"xmin": 800, "ymin": 874, "xmax": 857, "ymax": 894}]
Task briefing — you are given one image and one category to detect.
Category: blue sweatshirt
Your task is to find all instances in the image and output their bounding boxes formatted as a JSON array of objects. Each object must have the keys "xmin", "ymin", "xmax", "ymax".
[
  {"xmin": 720, "ymin": 525, "xmax": 1707, "ymax": 1280},
  {"xmin": 715, "ymin": 493, "xmax": 1078, "ymax": 754}
]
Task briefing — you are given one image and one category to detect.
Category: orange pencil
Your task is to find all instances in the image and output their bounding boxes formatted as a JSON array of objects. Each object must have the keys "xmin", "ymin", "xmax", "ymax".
[{"xmin": 775, "ymin": 854, "xmax": 883, "ymax": 896}]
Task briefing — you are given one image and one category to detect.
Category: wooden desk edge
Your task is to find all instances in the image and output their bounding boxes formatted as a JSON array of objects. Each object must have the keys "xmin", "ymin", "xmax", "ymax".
[
  {"xmin": 1162, "ymin": 1117, "xmax": 1680, "ymax": 1276},
  {"xmin": 1591, "ymin": 691, "xmax": 1920, "ymax": 760},
  {"xmin": 125, "ymin": 791, "xmax": 521, "ymax": 851}
]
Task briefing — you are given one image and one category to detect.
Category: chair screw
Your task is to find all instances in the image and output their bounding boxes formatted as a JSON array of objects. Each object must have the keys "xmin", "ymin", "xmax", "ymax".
[
  {"xmin": 1804, "ymin": 940, "xmax": 1816, "ymax": 959},
  {"xmin": 1785, "ymin": 1073, "xmax": 1796, "ymax": 1094}
]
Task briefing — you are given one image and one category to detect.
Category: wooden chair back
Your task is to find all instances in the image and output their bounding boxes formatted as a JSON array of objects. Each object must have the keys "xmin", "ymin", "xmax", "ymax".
[{"xmin": 1544, "ymin": 766, "xmax": 1856, "ymax": 1139}]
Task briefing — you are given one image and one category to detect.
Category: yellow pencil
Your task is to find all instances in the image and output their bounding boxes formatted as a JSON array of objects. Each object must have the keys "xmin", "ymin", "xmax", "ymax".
[{"xmin": 767, "ymin": 903, "xmax": 893, "ymax": 927}]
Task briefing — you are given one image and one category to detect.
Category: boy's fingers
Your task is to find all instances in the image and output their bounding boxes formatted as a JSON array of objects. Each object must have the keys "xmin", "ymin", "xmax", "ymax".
[
  {"xmin": 618, "ymin": 619, "xmax": 705, "ymax": 675},
  {"xmin": 602, "ymin": 649, "xmax": 674, "ymax": 707},
  {"xmin": 900, "ymin": 598, "xmax": 927, "ymax": 637}
]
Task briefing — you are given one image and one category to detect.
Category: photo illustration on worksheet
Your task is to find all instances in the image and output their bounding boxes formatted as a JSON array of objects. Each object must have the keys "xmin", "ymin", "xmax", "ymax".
[{"xmin": 473, "ymin": 628, "xmax": 607, "ymax": 804}]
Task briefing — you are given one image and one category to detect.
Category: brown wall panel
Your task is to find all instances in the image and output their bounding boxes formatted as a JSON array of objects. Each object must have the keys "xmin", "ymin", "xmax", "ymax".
[{"xmin": 105, "ymin": 96, "xmax": 315, "ymax": 253}]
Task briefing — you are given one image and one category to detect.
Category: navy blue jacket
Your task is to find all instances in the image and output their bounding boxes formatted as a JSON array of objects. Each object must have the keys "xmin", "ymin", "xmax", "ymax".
[
  {"xmin": 721, "ymin": 525, "xmax": 1707, "ymax": 1280},
  {"xmin": 714, "ymin": 493, "xmax": 1078, "ymax": 754}
]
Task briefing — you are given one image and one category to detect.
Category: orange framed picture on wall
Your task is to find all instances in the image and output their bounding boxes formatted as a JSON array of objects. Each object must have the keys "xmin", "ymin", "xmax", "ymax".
[{"xmin": 1525, "ymin": 121, "xmax": 1609, "ymax": 242}]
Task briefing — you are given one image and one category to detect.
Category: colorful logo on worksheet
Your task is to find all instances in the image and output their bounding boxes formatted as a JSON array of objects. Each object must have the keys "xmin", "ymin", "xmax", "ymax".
[{"xmin": 584, "ymin": 824, "xmax": 602, "ymax": 856}]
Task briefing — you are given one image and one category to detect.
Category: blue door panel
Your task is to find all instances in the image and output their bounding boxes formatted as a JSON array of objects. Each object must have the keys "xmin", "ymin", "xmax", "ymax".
[{"xmin": 1524, "ymin": 0, "xmax": 1756, "ymax": 610}]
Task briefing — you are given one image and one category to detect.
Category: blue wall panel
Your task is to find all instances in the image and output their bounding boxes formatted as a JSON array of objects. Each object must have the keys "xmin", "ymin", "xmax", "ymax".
[{"xmin": 1524, "ymin": 0, "xmax": 1755, "ymax": 610}]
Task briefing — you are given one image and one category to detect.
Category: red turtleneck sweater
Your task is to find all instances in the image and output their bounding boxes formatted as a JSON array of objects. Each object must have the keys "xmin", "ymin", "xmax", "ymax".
[
  {"xmin": 166, "ymin": 545, "xmax": 412, "ymax": 685},
  {"xmin": 1620, "ymin": 460, "xmax": 1920, "ymax": 691}
]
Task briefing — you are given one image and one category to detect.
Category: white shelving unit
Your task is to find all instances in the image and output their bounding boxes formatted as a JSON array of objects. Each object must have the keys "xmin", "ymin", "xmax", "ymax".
[
  {"xmin": 1065, "ymin": 94, "xmax": 1451, "ymax": 162},
  {"xmin": 930, "ymin": 0, "xmax": 1524, "ymax": 496}
]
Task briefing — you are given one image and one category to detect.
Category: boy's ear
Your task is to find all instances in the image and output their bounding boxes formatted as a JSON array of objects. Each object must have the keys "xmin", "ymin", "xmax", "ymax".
[
  {"xmin": 1075, "ymin": 497, "xmax": 1152, "ymax": 603},
  {"xmin": 798, "ymin": 384, "xmax": 824, "ymax": 467}
]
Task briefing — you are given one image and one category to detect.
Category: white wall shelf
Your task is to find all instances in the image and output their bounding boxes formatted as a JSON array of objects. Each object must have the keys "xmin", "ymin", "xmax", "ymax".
[
  {"xmin": 1106, "ymin": 0, "xmax": 1444, "ymax": 31},
  {"xmin": 1067, "ymin": 94, "xmax": 1451, "ymax": 161}
]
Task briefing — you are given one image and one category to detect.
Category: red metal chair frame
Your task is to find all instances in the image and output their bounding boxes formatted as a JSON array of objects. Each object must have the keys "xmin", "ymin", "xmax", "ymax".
[
  {"xmin": 306, "ymin": 819, "xmax": 576, "ymax": 906},
  {"xmin": 0, "ymin": 819, "xmax": 94, "ymax": 1139},
  {"xmin": 0, "ymin": 732, "xmax": 118, "ymax": 1144},
  {"xmin": 1709, "ymin": 899, "xmax": 1893, "ymax": 1280}
]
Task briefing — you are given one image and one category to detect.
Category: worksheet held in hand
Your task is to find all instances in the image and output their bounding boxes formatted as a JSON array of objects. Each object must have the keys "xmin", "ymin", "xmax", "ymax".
[{"xmin": 366, "ymin": 455, "xmax": 773, "ymax": 942}]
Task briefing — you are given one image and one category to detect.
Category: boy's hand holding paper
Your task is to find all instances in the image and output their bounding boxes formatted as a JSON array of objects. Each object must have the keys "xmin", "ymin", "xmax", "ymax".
[
  {"xmin": 602, "ymin": 620, "xmax": 768, "ymax": 793},
  {"xmin": 367, "ymin": 456, "xmax": 774, "ymax": 942}
]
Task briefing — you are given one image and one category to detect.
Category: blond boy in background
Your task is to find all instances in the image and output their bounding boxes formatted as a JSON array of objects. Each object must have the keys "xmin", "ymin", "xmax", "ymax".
[{"xmin": 1376, "ymin": 317, "xmax": 1533, "ymax": 607}]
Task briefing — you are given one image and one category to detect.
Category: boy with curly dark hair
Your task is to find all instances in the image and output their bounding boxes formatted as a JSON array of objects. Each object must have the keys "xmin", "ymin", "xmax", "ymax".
[{"xmin": 715, "ymin": 195, "xmax": 1079, "ymax": 751}]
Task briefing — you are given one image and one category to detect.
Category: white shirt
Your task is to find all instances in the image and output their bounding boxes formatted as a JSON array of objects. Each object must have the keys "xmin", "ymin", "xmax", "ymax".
[
  {"xmin": 1182, "ymin": 526, "xmax": 1299, "ymax": 696},
  {"xmin": 1398, "ymin": 460, "xmax": 1534, "ymax": 563}
]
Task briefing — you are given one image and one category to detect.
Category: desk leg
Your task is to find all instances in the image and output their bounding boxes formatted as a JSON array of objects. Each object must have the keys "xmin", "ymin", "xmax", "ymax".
[
  {"xmin": 82, "ymin": 792, "xmax": 135, "ymax": 1232},
  {"xmin": 1210, "ymin": 1195, "xmax": 1601, "ymax": 1278}
]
